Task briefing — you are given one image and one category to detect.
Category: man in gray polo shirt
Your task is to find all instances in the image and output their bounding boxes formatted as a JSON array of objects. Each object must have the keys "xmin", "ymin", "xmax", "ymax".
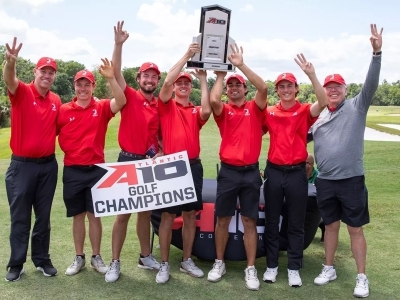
[{"xmin": 312, "ymin": 23, "xmax": 382, "ymax": 298}]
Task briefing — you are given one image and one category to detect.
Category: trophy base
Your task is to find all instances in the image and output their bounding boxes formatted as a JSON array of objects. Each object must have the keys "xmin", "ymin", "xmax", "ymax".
[{"xmin": 186, "ymin": 61, "xmax": 235, "ymax": 71}]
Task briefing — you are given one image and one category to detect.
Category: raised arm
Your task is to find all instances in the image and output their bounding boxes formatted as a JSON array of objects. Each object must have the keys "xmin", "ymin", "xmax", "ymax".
[
  {"xmin": 354, "ymin": 23, "xmax": 383, "ymax": 113},
  {"xmin": 228, "ymin": 43, "xmax": 267, "ymax": 110},
  {"xmin": 112, "ymin": 21, "xmax": 129, "ymax": 91},
  {"xmin": 3, "ymin": 37, "xmax": 23, "ymax": 95},
  {"xmin": 192, "ymin": 69, "xmax": 211, "ymax": 121},
  {"xmin": 158, "ymin": 43, "xmax": 201, "ymax": 103},
  {"xmin": 210, "ymin": 71, "xmax": 226, "ymax": 116},
  {"xmin": 99, "ymin": 58, "xmax": 127, "ymax": 114},
  {"xmin": 295, "ymin": 53, "xmax": 327, "ymax": 117}
]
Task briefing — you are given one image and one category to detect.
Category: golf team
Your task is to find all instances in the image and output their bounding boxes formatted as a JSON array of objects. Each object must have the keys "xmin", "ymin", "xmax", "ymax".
[{"xmin": 2, "ymin": 20, "xmax": 382, "ymax": 298}]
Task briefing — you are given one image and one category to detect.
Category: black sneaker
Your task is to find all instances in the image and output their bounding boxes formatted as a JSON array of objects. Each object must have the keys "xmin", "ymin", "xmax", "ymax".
[
  {"xmin": 5, "ymin": 265, "xmax": 24, "ymax": 282},
  {"xmin": 37, "ymin": 259, "xmax": 57, "ymax": 277}
]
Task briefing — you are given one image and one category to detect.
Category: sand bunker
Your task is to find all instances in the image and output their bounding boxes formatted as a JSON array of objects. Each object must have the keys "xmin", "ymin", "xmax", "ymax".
[
  {"xmin": 378, "ymin": 124, "xmax": 400, "ymax": 131},
  {"xmin": 364, "ymin": 127, "xmax": 400, "ymax": 142}
]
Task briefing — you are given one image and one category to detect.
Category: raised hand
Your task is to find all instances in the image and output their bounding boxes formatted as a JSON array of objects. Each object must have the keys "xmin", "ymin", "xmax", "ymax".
[
  {"xmin": 114, "ymin": 21, "xmax": 129, "ymax": 45},
  {"xmin": 191, "ymin": 69, "xmax": 207, "ymax": 80},
  {"xmin": 370, "ymin": 24, "xmax": 383, "ymax": 52},
  {"xmin": 227, "ymin": 43, "xmax": 244, "ymax": 67},
  {"xmin": 186, "ymin": 42, "xmax": 201, "ymax": 58},
  {"xmin": 5, "ymin": 37, "xmax": 23, "ymax": 64},
  {"xmin": 214, "ymin": 70, "xmax": 227, "ymax": 78},
  {"xmin": 294, "ymin": 53, "xmax": 315, "ymax": 76},
  {"xmin": 99, "ymin": 58, "xmax": 114, "ymax": 79}
]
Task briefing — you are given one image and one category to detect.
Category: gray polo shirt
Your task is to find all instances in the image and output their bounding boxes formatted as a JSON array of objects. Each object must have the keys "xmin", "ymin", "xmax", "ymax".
[{"xmin": 312, "ymin": 55, "xmax": 382, "ymax": 180}]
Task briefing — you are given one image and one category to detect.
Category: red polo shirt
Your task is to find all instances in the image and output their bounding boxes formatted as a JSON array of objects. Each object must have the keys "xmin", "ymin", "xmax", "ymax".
[
  {"xmin": 214, "ymin": 100, "xmax": 265, "ymax": 166},
  {"xmin": 265, "ymin": 101, "xmax": 317, "ymax": 165},
  {"xmin": 57, "ymin": 97, "xmax": 114, "ymax": 166},
  {"xmin": 7, "ymin": 81, "xmax": 61, "ymax": 157},
  {"xmin": 118, "ymin": 86, "xmax": 159, "ymax": 154},
  {"xmin": 158, "ymin": 99, "xmax": 207, "ymax": 159}
]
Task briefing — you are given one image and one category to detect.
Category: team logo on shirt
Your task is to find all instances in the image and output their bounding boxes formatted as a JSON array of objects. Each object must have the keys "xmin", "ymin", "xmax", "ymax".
[
  {"xmin": 292, "ymin": 111, "xmax": 298, "ymax": 116},
  {"xmin": 269, "ymin": 111, "xmax": 274, "ymax": 116},
  {"xmin": 69, "ymin": 117, "xmax": 75, "ymax": 122},
  {"xmin": 143, "ymin": 102, "xmax": 149, "ymax": 107},
  {"xmin": 228, "ymin": 111, "xmax": 234, "ymax": 115},
  {"xmin": 51, "ymin": 103, "xmax": 56, "ymax": 111},
  {"xmin": 93, "ymin": 109, "xmax": 98, "ymax": 117},
  {"xmin": 192, "ymin": 108, "xmax": 197, "ymax": 114},
  {"xmin": 244, "ymin": 109, "xmax": 250, "ymax": 116}
]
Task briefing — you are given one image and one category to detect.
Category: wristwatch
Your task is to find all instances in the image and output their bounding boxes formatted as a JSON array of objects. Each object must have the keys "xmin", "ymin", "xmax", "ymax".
[{"xmin": 373, "ymin": 51, "xmax": 382, "ymax": 56}]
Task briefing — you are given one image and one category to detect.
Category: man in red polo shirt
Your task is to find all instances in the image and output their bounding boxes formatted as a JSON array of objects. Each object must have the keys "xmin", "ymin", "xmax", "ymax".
[
  {"xmin": 58, "ymin": 59, "xmax": 126, "ymax": 276},
  {"xmin": 207, "ymin": 44, "xmax": 268, "ymax": 291},
  {"xmin": 3, "ymin": 37, "xmax": 61, "ymax": 282},
  {"xmin": 154, "ymin": 43, "xmax": 211, "ymax": 284},
  {"xmin": 105, "ymin": 21, "xmax": 161, "ymax": 283},
  {"xmin": 262, "ymin": 54, "xmax": 327, "ymax": 287}
]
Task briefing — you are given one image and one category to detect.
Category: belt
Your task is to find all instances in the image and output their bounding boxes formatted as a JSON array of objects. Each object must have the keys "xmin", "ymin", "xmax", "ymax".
[
  {"xmin": 221, "ymin": 161, "xmax": 259, "ymax": 171},
  {"xmin": 267, "ymin": 160, "xmax": 306, "ymax": 172},
  {"xmin": 189, "ymin": 158, "xmax": 201, "ymax": 165},
  {"xmin": 120, "ymin": 150, "xmax": 146, "ymax": 160},
  {"xmin": 69, "ymin": 165, "xmax": 97, "ymax": 171},
  {"xmin": 11, "ymin": 154, "xmax": 55, "ymax": 164}
]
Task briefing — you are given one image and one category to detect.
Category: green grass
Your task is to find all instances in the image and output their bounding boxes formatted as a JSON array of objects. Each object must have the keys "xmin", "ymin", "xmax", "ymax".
[{"xmin": 0, "ymin": 107, "xmax": 399, "ymax": 299}]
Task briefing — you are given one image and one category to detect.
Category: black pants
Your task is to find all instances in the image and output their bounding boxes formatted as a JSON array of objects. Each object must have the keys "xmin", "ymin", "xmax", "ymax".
[
  {"xmin": 263, "ymin": 162, "xmax": 308, "ymax": 270},
  {"xmin": 5, "ymin": 157, "xmax": 58, "ymax": 268}
]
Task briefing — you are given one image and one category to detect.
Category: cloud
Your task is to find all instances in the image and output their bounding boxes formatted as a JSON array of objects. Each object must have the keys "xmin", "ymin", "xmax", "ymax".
[
  {"xmin": 0, "ymin": 9, "xmax": 97, "ymax": 67},
  {"xmin": 0, "ymin": 0, "xmax": 64, "ymax": 7},
  {"xmin": 240, "ymin": 4, "xmax": 253, "ymax": 12}
]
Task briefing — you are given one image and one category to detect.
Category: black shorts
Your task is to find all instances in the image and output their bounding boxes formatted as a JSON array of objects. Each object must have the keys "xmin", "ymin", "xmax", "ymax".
[
  {"xmin": 158, "ymin": 162, "xmax": 204, "ymax": 215},
  {"xmin": 215, "ymin": 162, "xmax": 262, "ymax": 220},
  {"xmin": 315, "ymin": 175, "xmax": 369, "ymax": 227},
  {"xmin": 63, "ymin": 166, "xmax": 107, "ymax": 217}
]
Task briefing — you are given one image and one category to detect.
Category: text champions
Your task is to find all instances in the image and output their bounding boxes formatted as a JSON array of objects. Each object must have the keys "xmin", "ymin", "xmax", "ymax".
[{"xmin": 91, "ymin": 151, "xmax": 197, "ymax": 217}]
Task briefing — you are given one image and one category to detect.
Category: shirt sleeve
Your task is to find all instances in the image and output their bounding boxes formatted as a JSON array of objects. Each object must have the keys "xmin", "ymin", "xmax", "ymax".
[
  {"xmin": 7, "ymin": 81, "xmax": 29, "ymax": 106},
  {"xmin": 158, "ymin": 97, "xmax": 174, "ymax": 115},
  {"xmin": 196, "ymin": 106, "xmax": 208, "ymax": 129},
  {"xmin": 249, "ymin": 100, "xmax": 265, "ymax": 123},
  {"xmin": 213, "ymin": 103, "xmax": 226, "ymax": 126}
]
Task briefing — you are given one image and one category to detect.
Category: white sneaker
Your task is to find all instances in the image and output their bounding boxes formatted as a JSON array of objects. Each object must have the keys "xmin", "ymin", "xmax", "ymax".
[
  {"xmin": 105, "ymin": 260, "xmax": 120, "ymax": 283},
  {"xmin": 244, "ymin": 266, "xmax": 260, "ymax": 291},
  {"xmin": 156, "ymin": 262, "xmax": 170, "ymax": 284},
  {"xmin": 90, "ymin": 255, "xmax": 108, "ymax": 274},
  {"xmin": 207, "ymin": 259, "xmax": 226, "ymax": 282},
  {"xmin": 65, "ymin": 256, "xmax": 85, "ymax": 276},
  {"xmin": 263, "ymin": 267, "xmax": 278, "ymax": 283},
  {"xmin": 314, "ymin": 265, "xmax": 337, "ymax": 285},
  {"xmin": 138, "ymin": 254, "xmax": 161, "ymax": 270},
  {"xmin": 288, "ymin": 269, "xmax": 302, "ymax": 287},
  {"xmin": 180, "ymin": 258, "xmax": 204, "ymax": 278},
  {"xmin": 354, "ymin": 273, "xmax": 369, "ymax": 298}
]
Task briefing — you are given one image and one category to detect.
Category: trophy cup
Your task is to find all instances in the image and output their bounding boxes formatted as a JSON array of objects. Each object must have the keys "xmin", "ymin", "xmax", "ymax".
[{"xmin": 186, "ymin": 4, "xmax": 236, "ymax": 72}]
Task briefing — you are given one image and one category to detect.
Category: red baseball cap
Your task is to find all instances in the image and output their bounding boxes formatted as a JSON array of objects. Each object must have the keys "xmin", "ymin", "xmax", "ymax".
[
  {"xmin": 36, "ymin": 57, "xmax": 57, "ymax": 71},
  {"xmin": 174, "ymin": 72, "xmax": 192, "ymax": 83},
  {"xmin": 226, "ymin": 74, "xmax": 246, "ymax": 85},
  {"xmin": 139, "ymin": 62, "xmax": 160, "ymax": 75},
  {"xmin": 275, "ymin": 73, "xmax": 297, "ymax": 86},
  {"xmin": 323, "ymin": 74, "xmax": 346, "ymax": 87},
  {"xmin": 74, "ymin": 70, "xmax": 95, "ymax": 83}
]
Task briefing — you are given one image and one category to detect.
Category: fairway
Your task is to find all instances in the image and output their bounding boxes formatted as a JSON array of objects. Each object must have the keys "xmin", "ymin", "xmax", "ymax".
[{"xmin": 0, "ymin": 107, "xmax": 399, "ymax": 299}]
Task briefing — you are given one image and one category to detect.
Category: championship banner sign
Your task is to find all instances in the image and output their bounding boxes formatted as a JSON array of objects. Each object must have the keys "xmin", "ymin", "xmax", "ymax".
[{"xmin": 91, "ymin": 151, "xmax": 197, "ymax": 217}]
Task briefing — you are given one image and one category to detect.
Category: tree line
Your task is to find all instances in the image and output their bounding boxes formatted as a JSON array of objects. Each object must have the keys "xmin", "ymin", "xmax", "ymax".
[{"xmin": 0, "ymin": 46, "xmax": 399, "ymax": 128}]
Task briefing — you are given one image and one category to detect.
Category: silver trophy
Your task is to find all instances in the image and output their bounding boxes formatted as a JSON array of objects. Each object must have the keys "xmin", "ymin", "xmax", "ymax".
[{"xmin": 186, "ymin": 5, "xmax": 236, "ymax": 72}]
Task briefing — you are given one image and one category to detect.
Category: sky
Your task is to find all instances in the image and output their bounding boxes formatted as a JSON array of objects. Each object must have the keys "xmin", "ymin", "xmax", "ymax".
[{"xmin": 1, "ymin": 0, "xmax": 399, "ymax": 84}]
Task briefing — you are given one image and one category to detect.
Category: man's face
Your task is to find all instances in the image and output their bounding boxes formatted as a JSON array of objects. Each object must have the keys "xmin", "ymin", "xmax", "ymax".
[
  {"xmin": 275, "ymin": 80, "xmax": 298, "ymax": 102},
  {"xmin": 33, "ymin": 66, "xmax": 56, "ymax": 90},
  {"xmin": 324, "ymin": 83, "xmax": 347, "ymax": 107},
  {"xmin": 138, "ymin": 69, "xmax": 159, "ymax": 94},
  {"xmin": 74, "ymin": 78, "xmax": 95, "ymax": 101},
  {"xmin": 226, "ymin": 79, "xmax": 246, "ymax": 101},
  {"xmin": 174, "ymin": 79, "xmax": 192, "ymax": 97}
]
